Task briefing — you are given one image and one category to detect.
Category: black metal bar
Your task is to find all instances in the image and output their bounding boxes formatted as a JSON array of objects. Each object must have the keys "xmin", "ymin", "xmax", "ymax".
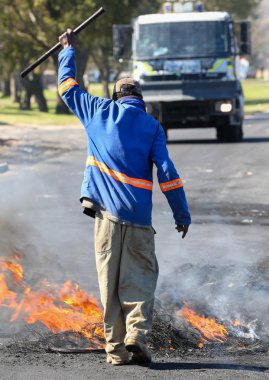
[{"xmin": 20, "ymin": 7, "xmax": 105, "ymax": 78}]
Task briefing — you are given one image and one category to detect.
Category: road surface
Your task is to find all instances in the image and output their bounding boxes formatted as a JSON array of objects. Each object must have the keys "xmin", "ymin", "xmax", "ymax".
[{"xmin": 0, "ymin": 116, "xmax": 268, "ymax": 379}]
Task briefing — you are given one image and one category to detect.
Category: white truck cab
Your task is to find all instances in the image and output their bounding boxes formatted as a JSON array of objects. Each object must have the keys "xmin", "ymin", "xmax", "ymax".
[{"xmin": 113, "ymin": 5, "xmax": 251, "ymax": 142}]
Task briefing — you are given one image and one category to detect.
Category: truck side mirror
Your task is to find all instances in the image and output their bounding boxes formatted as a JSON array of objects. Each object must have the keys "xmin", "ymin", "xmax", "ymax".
[
  {"xmin": 113, "ymin": 24, "xmax": 133, "ymax": 60},
  {"xmin": 239, "ymin": 20, "xmax": 251, "ymax": 55}
]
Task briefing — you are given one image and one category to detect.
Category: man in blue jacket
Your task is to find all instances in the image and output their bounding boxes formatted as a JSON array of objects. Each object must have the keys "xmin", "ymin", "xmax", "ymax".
[{"xmin": 58, "ymin": 30, "xmax": 191, "ymax": 366}]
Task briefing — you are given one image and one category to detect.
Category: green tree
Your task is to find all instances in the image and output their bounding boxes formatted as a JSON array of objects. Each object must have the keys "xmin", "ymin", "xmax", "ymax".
[
  {"xmin": 0, "ymin": 0, "xmax": 49, "ymax": 111},
  {"xmin": 204, "ymin": 0, "xmax": 261, "ymax": 19},
  {"xmin": 0, "ymin": 1, "xmax": 163, "ymax": 112}
]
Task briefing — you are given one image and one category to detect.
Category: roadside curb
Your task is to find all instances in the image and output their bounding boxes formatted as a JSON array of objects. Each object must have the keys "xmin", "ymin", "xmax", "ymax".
[{"xmin": 0, "ymin": 163, "xmax": 9, "ymax": 174}]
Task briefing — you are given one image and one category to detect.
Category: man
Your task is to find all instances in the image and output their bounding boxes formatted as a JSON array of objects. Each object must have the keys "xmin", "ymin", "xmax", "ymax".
[{"xmin": 58, "ymin": 30, "xmax": 191, "ymax": 366}]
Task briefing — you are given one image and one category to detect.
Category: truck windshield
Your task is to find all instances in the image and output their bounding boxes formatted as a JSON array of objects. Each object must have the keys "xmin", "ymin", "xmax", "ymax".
[{"xmin": 135, "ymin": 21, "xmax": 230, "ymax": 59}]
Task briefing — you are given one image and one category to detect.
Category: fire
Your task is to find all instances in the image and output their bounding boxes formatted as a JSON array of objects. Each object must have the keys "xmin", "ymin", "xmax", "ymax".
[
  {"xmin": 0, "ymin": 253, "xmax": 104, "ymax": 348},
  {"xmin": 177, "ymin": 303, "xmax": 228, "ymax": 343},
  {"xmin": 0, "ymin": 274, "xmax": 17, "ymax": 306},
  {"xmin": 0, "ymin": 252, "xmax": 23, "ymax": 283}
]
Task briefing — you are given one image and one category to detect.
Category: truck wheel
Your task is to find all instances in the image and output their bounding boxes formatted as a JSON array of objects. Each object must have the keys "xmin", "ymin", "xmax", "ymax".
[{"xmin": 217, "ymin": 123, "xmax": 243, "ymax": 142}]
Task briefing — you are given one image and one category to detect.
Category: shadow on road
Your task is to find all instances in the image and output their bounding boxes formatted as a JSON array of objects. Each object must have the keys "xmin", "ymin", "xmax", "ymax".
[
  {"xmin": 168, "ymin": 139, "xmax": 217, "ymax": 144},
  {"xmin": 243, "ymin": 137, "xmax": 269, "ymax": 143},
  {"xmin": 167, "ymin": 137, "xmax": 269, "ymax": 144},
  {"xmin": 149, "ymin": 361, "xmax": 269, "ymax": 373}
]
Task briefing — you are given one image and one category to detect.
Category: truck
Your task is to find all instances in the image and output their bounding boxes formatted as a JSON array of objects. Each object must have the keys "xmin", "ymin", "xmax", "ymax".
[{"xmin": 113, "ymin": 2, "xmax": 251, "ymax": 142}]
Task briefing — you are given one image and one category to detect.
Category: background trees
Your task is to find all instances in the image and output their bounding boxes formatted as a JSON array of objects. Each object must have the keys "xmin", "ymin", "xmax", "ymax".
[
  {"xmin": 0, "ymin": 0, "xmax": 162, "ymax": 111},
  {"xmin": 0, "ymin": 0, "xmax": 263, "ymax": 113},
  {"xmin": 204, "ymin": 0, "xmax": 261, "ymax": 19}
]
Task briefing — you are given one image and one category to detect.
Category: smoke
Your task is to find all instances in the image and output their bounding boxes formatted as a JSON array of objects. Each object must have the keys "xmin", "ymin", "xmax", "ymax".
[
  {"xmin": 0, "ymin": 156, "xmax": 98, "ymax": 284},
  {"xmin": 1, "ymin": 126, "xmax": 269, "ymax": 347},
  {"xmin": 154, "ymin": 201, "xmax": 269, "ymax": 341},
  {"xmin": 0, "ymin": 157, "xmax": 99, "ymax": 302}
]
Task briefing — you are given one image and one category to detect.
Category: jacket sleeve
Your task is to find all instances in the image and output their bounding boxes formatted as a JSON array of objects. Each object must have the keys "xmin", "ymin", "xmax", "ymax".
[
  {"xmin": 58, "ymin": 47, "xmax": 109, "ymax": 126},
  {"xmin": 151, "ymin": 124, "xmax": 191, "ymax": 225}
]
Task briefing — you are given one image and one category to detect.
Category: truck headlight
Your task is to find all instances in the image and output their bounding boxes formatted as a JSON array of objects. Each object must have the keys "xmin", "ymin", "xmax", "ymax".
[{"xmin": 215, "ymin": 101, "xmax": 233, "ymax": 113}]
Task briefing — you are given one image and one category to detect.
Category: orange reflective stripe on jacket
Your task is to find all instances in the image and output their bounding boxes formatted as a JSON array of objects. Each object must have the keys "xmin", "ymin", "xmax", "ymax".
[
  {"xmin": 160, "ymin": 178, "xmax": 184, "ymax": 192},
  {"xmin": 58, "ymin": 78, "xmax": 78, "ymax": 96},
  {"xmin": 86, "ymin": 156, "xmax": 153, "ymax": 191}
]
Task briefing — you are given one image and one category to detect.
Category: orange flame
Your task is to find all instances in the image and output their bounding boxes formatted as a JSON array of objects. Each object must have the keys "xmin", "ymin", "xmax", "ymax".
[
  {"xmin": 0, "ymin": 254, "xmax": 23, "ymax": 283},
  {"xmin": 177, "ymin": 303, "xmax": 228, "ymax": 343},
  {"xmin": 0, "ymin": 253, "xmax": 104, "ymax": 348},
  {"xmin": 0, "ymin": 274, "xmax": 17, "ymax": 306}
]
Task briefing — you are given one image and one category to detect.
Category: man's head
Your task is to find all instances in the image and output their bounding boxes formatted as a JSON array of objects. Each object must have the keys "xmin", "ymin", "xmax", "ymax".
[{"xmin": 112, "ymin": 77, "xmax": 143, "ymax": 101}]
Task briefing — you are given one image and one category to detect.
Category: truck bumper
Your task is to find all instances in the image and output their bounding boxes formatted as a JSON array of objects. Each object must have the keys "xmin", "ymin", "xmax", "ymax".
[{"xmin": 142, "ymin": 80, "xmax": 244, "ymax": 129}]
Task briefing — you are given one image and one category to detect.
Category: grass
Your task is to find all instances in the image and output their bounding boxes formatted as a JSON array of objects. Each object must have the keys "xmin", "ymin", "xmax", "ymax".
[
  {"xmin": 242, "ymin": 79, "xmax": 269, "ymax": 114},
  {"xmin": 0, "ymin": 89, "xmax": 76, "ymax": 126},
  {"xmin": 0, "ymin": 84, "xmax": 110, "ymax": 127},
  {"xmin": 0, "ymin": 80, "xmax": 269, "ymax": 127}
]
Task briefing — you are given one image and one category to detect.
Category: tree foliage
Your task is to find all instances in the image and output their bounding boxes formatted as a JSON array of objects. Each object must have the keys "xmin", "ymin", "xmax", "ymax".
[
  {"xmin": 204, "ymin": 0, "xmax": 261, "ymax": 19},
  {"xmin": 0, "ymin": 0, "xmax": 162, "ymax": 109},
  {"xmin": 0, "ymin": 0, "xmax": 261, "ymax": 111}
]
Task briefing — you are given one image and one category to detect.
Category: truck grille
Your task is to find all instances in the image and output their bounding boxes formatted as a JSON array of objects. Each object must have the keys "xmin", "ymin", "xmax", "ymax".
[{"xmin": 163, "ymin": 101, "xmax": 209, "ymax": 121}]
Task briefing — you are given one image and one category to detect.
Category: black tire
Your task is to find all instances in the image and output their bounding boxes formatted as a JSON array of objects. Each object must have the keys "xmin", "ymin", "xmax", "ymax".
[{"xmin": 217, "ymin": 123, "xmax": 243, "ymax": 142}]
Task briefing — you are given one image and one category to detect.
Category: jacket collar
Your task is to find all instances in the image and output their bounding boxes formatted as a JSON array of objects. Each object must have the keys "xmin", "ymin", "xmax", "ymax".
[{"xmin": 117, "ymin": 97, "xmax": 146, "ymax": 112}]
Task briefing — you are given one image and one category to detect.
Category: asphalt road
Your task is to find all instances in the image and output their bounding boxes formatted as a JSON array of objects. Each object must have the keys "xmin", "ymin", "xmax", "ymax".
[{"xmin": 0, "ymin": 116, "xmax": 269, "ymax": 379}]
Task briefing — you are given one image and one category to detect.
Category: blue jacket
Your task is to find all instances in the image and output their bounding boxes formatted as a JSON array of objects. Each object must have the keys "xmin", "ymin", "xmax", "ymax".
[{"xmin": 58, "ymin": 47, "xmax": 191, "ymax": 227}]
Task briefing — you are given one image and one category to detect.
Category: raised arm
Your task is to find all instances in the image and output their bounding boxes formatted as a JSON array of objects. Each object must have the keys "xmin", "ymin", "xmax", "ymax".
[{"xmin": 58, "ymin": 29, "xmax": 109, "ymax": 127}]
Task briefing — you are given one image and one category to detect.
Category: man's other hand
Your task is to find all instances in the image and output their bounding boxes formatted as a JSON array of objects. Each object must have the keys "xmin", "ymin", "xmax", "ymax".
[
  {"xmin": 59, "ymin": 28, "xmax": 75, "ymax": 49},
  {"xmin": 176, "ymin": 224, "xmax": 189, "ymax": 239}
]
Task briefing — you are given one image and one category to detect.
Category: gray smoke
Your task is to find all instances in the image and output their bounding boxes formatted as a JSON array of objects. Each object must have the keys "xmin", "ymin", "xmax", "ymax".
[
  {"xmin": 1, "ymin": 131, "xmax": 269, "ymax": 346},
  {"xmin": 154, "ymin": 201, "xmax": 269, "ymax": 342}
]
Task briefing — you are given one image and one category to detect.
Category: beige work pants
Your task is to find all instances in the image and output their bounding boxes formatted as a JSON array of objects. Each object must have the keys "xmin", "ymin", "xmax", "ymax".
[{"xmin": 94, "ymin": 214, "xmax": 159, "ymax": 358}]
